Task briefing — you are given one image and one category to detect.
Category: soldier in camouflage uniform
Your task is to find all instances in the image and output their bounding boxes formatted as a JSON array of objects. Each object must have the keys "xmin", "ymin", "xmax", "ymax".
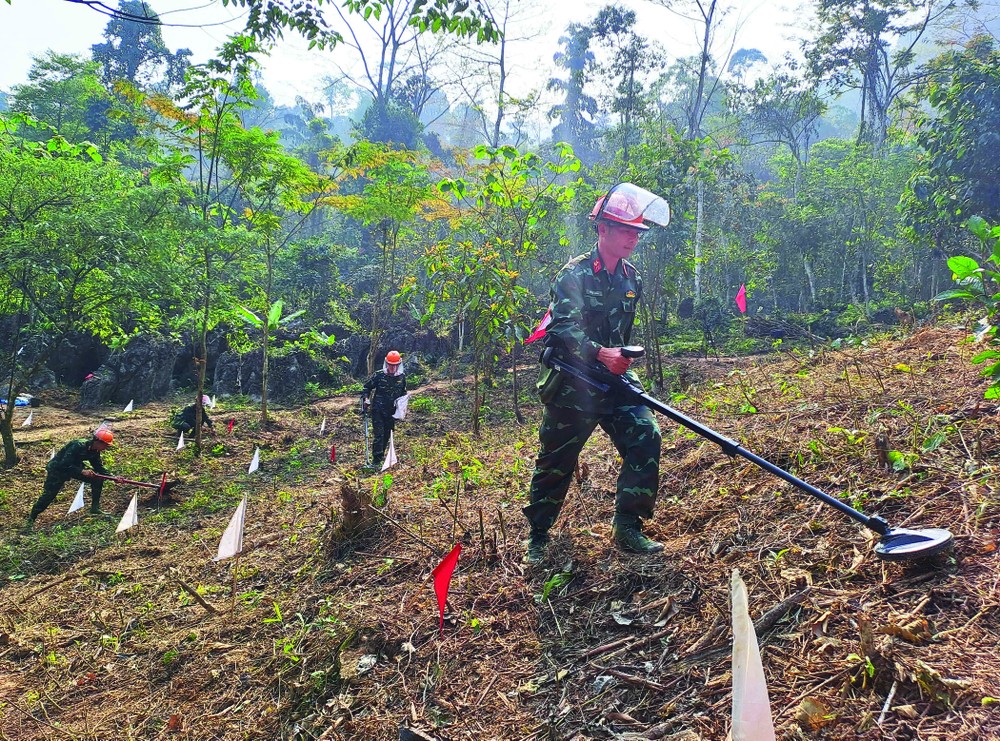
[
  {"xmin": 25, "ymin": 428, "xmax": 121, "ymax": 531},
  {"xmin": 523, "ymin": 190, "xmax": 664, "ymax": 564},
  {"xmin": 172, "ymin": 395, "xmax": 214, "ymax": 435},
  {"xmin": 361, "ymin": 350, "xmax": 407, "ymax": 468}
]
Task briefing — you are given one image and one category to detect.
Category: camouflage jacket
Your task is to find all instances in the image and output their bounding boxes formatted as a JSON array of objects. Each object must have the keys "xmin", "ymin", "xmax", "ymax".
[
  {"xmin": 539, "ymin": 246, "xmax": 643, "ymax": 410},
  {"xmin": 362, "ymin": 371, "xmax": 407, "ymax": 416},
  {"xmin": 174, "ymin": 404, "xmax": 213, "ymax": 429},
  {"xmin": 46, "ymin": 439, "xmax": 109, "ymax": 479}
]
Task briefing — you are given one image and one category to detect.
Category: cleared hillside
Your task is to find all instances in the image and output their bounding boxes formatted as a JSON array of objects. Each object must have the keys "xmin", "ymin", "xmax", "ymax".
[{"xmin": 1, "ymin": 326, "xmax": 998, "ymax": 740}]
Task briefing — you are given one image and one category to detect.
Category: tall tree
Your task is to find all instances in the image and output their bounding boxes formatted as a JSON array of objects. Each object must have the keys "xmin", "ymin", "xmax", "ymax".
[
  {"xmin": 450, "ymin": 0, "xmax": 543, "ymax": 147},
  {"xmin": 91, "ymin": 0, "xmax": 191, "ymax": 91},
  {"xmin": 547, "ymin": 23, "xmax": 599, "ymax": 163},
  {"xmin": 806, "ymin": 0, "xmax": 970, "ymax": 150},
  {"xmin": 730, "ymin": 62, "xmax": 826, "ymax": 197},
  {"xmin": 9, "ymin": 53, "xmax": 110, "ymax": 144},
  {"xmin": 331, "ymin": 143, "xmax": 438, "ymax": 373},
  {"xmin": 650, "ymin": 0, "xmax": 739, "ymax": 299},
  {"xmin": 0, "ymin": 115, "xmax": 177, "ymax": 466},
  {"xmin": 905, "ymin": 35, "xmax": 1000, "ymax": 231},
  {"xmin": 591, "ymin": 5, "xmax": 660, "ymax": 165}
]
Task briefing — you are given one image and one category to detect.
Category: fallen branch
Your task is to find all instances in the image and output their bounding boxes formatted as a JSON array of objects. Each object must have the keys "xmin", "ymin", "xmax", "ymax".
[
  {"xmin": 603, "ymin": 668, "xmax": 668, "ymax": 692},
  {"xmin": 583, "ymin": 626, "xmax": 673, "ymax": 661},
  {"xmin": 176, "ymin": 579, "xmax": 220, "ymax": 615},
  {"xmin": 671, "ymin": 587, "xmax": 811, "ymax": 669},
  {"xmin": 370, "ymin": 505, "xmax": 442, "ymax": 556}
]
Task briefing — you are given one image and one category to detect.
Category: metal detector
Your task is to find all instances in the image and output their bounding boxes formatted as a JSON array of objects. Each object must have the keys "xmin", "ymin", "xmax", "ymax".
[
  {"xmin": 361, "ymin": 398, "xmax": 372, "ymax": 467},
  {"xmin": 540, "ymin": 346, "xmax": 954, "ymax": 562}
]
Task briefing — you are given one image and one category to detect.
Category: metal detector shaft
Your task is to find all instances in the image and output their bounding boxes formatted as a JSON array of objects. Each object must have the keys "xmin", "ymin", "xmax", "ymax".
[
  {"xmin": 541, "ymin": 347, "xmax": 890, "ymax": 536},
  {"xmin": 91, "ymin": 473, "xmax": 161, "ymax": 490},
  {"xmin": 361, "ymin": 398, "xmax": 372, "ymax": 466}
]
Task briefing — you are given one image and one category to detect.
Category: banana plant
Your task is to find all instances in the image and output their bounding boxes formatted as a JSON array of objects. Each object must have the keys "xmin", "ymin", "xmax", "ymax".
[{"xmin": 238, "ymin": 299, "xmax": 306, "ymax": 423}]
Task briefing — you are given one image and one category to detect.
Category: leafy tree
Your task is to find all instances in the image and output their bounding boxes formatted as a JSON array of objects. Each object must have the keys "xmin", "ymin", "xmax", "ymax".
[
  {"xmin": 9, "ymin": 52, "xmax": 110, "ymax": 144},
  {"xmin": 144, "ymin": 37, "xmax": 268, "ymax": 452},
  {"xmin": 225, "ymin": 124, "xmax": 336, "ymax": 423},
  {"xmin": 405, "ymin": 143, "xmax": 580, "ymax": 431},
  {"xmin": 906, "ymin": 36, "xmax": 1000, "ymax": 231},
  {"xmin": 591, "ymin": 5, "xmax": 661, "ymax": 165},
  {"xmin": 0, "ymin": 114, "xmax": 177, "ymax": 466},
  {"xmin": 331, "ymin": 143, "xmax": 439, "ymax": 373},
  {"xmin": 19, "ymin": 0, "xmax": 499, "ymax": 49},
  {"xmin": 547, "ymin": 23, "xmax": 599, "ymax": 164},
  {"xmin": 729, "ymin": 63, "xmax": 825, "ymax": 197},
  {"xmin": 91, "ymin": 0, "xmax": 191, "ymax": 91},
  {"xmin": 805, "ymin": 0, "xmax": 970, "ymax": 149}
]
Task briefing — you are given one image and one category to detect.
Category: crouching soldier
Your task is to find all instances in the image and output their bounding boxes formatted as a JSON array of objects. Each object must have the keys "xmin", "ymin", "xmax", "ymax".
[
  {"xmin": 25, "ymin": 428, "xmax": 121, "ymax": 531},
  {"xmin": 172, "ymin": 396, "xmax": 214, "ymax": 435}
]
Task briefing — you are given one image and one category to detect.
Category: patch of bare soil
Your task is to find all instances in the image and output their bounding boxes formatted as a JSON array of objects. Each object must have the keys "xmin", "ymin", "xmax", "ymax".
[{"xmin": 0, "ymin": 326, "xmax": 998, "ymax": 740}]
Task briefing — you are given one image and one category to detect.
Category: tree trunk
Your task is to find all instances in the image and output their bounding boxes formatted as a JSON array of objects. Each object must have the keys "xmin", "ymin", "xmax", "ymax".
[
  {"xmin": 1, "ymin": 411, "xmax": 16, "ymax": 468},
  {"xmin": 195, "ymin": 254, "xmax": 211, "ymax": 456},
  {"xmin": 511, "ymin": 342, "xmax": 525, "ymax": 425},
  {"xmin": 472, "ymin": 362, "xmax": 481, "ymax": 436},
  {"xmin": 694, "ymin": 180, "xmax": 705, "ymax": 300},
  {"xmin": 261, "ymin": 252, "xmax": 274, "ymax": 426},
  {"xmin": 803, "ymin": 255, "xmax": 817, "ymax": 310}
]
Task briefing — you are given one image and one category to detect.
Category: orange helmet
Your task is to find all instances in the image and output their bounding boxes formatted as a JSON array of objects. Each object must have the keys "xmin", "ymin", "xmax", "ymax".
[
  {"xmin": 386, "ymin": 350, "xmax": 402, "ymax": 365},
  {"xmin": 589, "ymin": 191, "xmax": 649, "ymax": 231},
  {"xmin": 93, "ymin": 428, "xmax": 114, "ymax": 445}
]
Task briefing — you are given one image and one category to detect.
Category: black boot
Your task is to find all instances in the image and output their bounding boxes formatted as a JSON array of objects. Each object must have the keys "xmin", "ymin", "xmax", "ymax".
[
  {"xmin": 523, "ymin": 528, "xmax": 550, "ymax": 565},
  {"xmin": 612, "ymin": 516, "xmax": 664, "ymax": 554}
]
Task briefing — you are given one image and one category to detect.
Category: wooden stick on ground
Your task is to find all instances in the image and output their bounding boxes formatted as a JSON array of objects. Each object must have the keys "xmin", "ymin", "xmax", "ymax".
[{"xmin": 176, "ymin": 578, "xmax": 220, "ymax": 615}]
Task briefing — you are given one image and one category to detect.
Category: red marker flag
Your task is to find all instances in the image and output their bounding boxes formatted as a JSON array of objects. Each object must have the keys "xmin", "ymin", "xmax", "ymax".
[
  {"xmin": 227, "ymin": 417, "xmax": 235, "ymax": 434},
  {"xmin": 329, "ymin": 444, "xmax": 336, "ymax": 463},
  {"xmin": 524, "ymin": 308, "xmax": 552, "ymax": 344},
  {"xmin": 431, "ymin": 543, "xmax": 462, "ymax": 636},
  {"xmin": 735, "ymin": 284, "xmax": 747, "ymax": 314}
]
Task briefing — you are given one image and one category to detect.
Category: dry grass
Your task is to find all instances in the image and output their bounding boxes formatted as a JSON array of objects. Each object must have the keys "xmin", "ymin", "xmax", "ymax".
[{"xmin": 1, "ymin": 326, "xmax": 998, "ymax": 740}]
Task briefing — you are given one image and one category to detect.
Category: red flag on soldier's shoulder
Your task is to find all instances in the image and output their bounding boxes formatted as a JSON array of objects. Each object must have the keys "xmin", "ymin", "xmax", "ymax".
[
  {"xmin": 524, "ymin": 307, "xmax": 552, "ymax": 344},
  {"xmin": 431, "ymin": 543, "xmax": 462, "ymax": 637},
  {"xmin": 735, "ymin": 284, "xmax": 747, "ymax": 314}
]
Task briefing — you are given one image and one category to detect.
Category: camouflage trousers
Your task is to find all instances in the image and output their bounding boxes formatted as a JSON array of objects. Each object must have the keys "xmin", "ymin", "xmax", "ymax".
[
  {"xmin": 30, "ymin": 473, "xmax": 104, "ymax": 520},
  {"xmin": 370, "ymin": 412, "xmax": 396, "ymax": 467},
  {"xmin": 523, "ymin": 401, "xmax": 661, "ymax": 533}
]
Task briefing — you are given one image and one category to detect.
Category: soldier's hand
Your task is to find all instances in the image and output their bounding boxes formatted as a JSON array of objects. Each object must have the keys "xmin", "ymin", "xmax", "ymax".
[
  {"xmin": 81, "ymin": 469, "xmax": 95, "ymax": 479},
  {"xmin": 596, "ymin": 347, "xmax": 633, "ymax": 375},
  {"xmin": 115, "ymin": 476, "xmax": 127, "ymax": 484}
]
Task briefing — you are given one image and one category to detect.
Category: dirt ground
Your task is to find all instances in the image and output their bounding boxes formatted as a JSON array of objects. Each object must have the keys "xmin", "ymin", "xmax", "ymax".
[{"xmin": 1, "ymin": 326, "xmax": 998, "ymax": 740}]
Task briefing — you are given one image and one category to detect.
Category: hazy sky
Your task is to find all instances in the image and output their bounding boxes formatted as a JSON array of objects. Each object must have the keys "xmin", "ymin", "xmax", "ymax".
[{"xmin": 0, "ymin": 0, "xmax": 804, "ymax": 106}]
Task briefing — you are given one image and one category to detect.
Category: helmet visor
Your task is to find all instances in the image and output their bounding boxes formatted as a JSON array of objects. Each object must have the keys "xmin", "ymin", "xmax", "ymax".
[{"xmin": 594, "ymin": 182, "xmax": 671, "ymax": 228}]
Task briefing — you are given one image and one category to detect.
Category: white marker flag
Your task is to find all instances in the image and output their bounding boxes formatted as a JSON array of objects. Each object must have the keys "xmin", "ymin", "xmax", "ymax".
[
  {"xmin": 67, "ymin": 483, "xmax": 85, "ymax": 514},
  {"xmin": 381, "ymin": 432, "xmax": 397, "ymax": 471},
  {"xmin": 248, "ymin": 447, "xmax": 260, "ymax": 474},
  {"xmin": 123, "ymin": 400, "xmax": 134, "ymax": 413},
  {"xmin": 176, "ymin": 430, "xmax": 185, "ymax": 450},
  {"xmin": 214, "ymin": 496, "xmax": 247, "ymax": 561},
  {"xmin": 210, "ymin": 395, "xmax": 217, "ymax": 409},
  {"xmin": 21, "ymin": 412, "xmax": 33, "ymax": 427},
  {"xmin": 392, "ymin": 394, "xmax": 410, "ymax": 420},
  {"xmin": 116, "ymin": 494, "xmax": 139, "ymax": 533},
  {"xmin": 319, "ymin": 417, "xmax": 326, "ymax": 435},
  {"xmin": 50, "ymin": 448, "xmax": 56, "ymax": 460},
  {"xmin": 731, "ymin": 569, "xmax": 776, "ymax": 741}
]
